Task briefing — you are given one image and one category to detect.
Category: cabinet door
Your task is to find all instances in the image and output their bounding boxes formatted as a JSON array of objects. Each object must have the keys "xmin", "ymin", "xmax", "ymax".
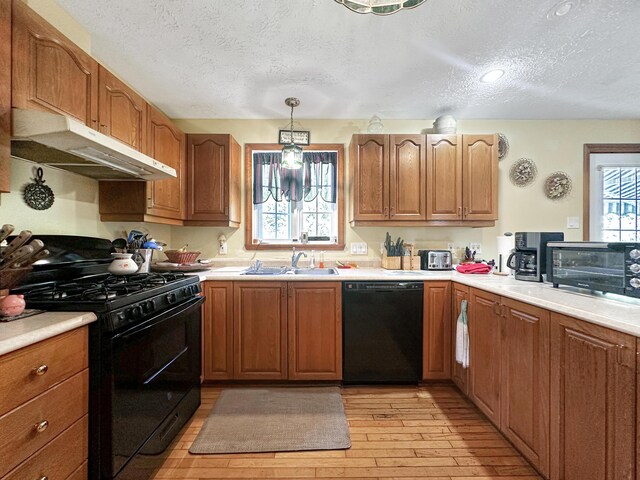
[
  {"xmin": 451, "ymin": 283, "xmax": 469, "ymax": 394},
  {"xmin": 422, "ymin": 281, "xmax": 451, "ymax": 380},
  {"xmin": 426, "ymin": 135, "xmax": 462, "ymax": 220},
  {"xmin": 288, "ymin": 282, "xmax": 342, "ymax": 380},
  {"xmin": 98, "ymin": 66, "xmax": 147, "ymax": 151},
  {"xmin": 469, "ymin": 288, "xmax": 501, "ymax": 426},
  {"xmin": 389, "ymin": 135, "xmax": 426, "ymax": 221},
  {"xmin": 187, "ymin": 134, "xmax": 229, "ymax": 222},
  {"xmin": 350, "ymin": 134, "xmax": 389, "ymax": 221},
  {"xmin": 12, "ymin": 1, "xmax": 98, "ymax": 127},
  {"xmin": 462, "ymin": 134, "xmax": 498, "ymax": 221},
  {"xmin": 233, "ymin": 282, "xmax": 287, "ymax": 380},
  {"xmin": 0, "ymin": 0, "xmax": 9, "ymax": 194},
  {"xmin": 146, "ymin": 105, "xmax": 186, "ymax": 220},
  {"xmin": 550, "ymin": 313, "xmax": 635, "ymax": 480},
  {"xmin": 501, "ymin": 298, "xmax": 550, "ymax": 477},
  {"xmin": 202, "ymin": 282, "xmax": 233, "ymax": 381}
]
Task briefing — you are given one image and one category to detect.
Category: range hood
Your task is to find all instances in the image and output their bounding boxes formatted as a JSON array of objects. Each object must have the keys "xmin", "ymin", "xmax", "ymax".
[{"xmin": 10, "ymin": 109, "xmax": 176, "ymax": 180}]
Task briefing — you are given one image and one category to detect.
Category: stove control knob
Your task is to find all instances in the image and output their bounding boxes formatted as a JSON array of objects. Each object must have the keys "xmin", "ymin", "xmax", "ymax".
[
  {"xmin": 166, "ymin": 293, "xmax": 177, "ymax": 304},
  {"xmin": 631, "ymin": 278, "xmax": 640, "ymax": 289},
  {"xmin": 143, "ymin": 300, "xmax": 155, "ymax": 313},
  {"xmin": 630, "ymin": 264, "xmax": 640, "ymax": 274},
  {"xmin": 132, "ymin": 306, "xmax": 142, "ymax": 318},
  {"xmin": 630, "ymin": 249, "xmax": 640, "ymax": 260}
]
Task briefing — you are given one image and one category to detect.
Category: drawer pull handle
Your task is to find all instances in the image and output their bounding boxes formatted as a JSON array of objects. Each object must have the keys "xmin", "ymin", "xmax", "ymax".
[
  {"xmin": 33, "ymin": 365, "xmax": 48, "ymax": 376},
  {"xmin": 35, "ymin": 420, "xmax": 49, "ymax": 433}
]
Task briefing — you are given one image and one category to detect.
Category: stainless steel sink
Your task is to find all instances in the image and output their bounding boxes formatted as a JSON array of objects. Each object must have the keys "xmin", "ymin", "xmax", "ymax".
[
  {"xmin": 240, "ymin": 266, "xmax": 288, "ymax": 275},
  {"xmin": 293, "ymin": 268, "xmax": 339, "ymax": 275}
]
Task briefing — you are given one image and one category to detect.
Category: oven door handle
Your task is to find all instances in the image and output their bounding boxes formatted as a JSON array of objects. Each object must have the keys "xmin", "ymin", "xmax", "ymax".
[{"xmin": 114, "ymin": 295, "xmax": 204, "ymax": 342}]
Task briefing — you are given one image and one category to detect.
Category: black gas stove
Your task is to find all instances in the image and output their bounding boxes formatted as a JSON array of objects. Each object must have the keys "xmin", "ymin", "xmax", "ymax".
[
  {"xmin": 13, "ymin": 236, "xmax": 203, "ymax": 480},
  {"xmin": 19, "ymin": 271, "xmax": 201, "ymax": 331}
]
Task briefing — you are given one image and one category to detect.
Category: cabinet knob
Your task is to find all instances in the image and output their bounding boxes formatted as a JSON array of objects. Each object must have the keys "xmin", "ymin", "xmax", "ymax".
[
  {"xmin": 38, "ymin": 477, "xmax": 48, "ymax": 480},
  {"xmin": 33, "ymin": 365, "xmax": 48, "ymax": 376},
  {"xmin": 457, "ymin": 207, "xmax": 462, "ymax": 217},
  {"xmin": 35, "ymin": 420, "xmax": 49, "ymax": 433},
  {"xmin": 384, "ymin": 206, "xmax": 389, "ymax": 217},
  {"xmin": 463, "ymin": 206, "xmax": 469, "ymax": 217}
]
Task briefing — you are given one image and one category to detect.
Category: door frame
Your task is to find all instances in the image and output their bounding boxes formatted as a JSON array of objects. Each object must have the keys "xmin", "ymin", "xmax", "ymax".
[{"xmin": 582, "ymin": 143, "xmax": 640, "ymax": 240}]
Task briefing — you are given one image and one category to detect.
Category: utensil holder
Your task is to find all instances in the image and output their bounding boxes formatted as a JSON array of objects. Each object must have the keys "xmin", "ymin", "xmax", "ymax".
[
  {"xmin": 0, "ymin": 267, "xmax": 32, "ymax": 290},
  {"xmin": 381, "ymin": 253, "xmax": 401, "ymax": 270}
]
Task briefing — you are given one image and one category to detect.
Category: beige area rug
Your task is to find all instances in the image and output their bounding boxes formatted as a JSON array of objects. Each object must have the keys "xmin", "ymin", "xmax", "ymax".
[{"xmin": 189, "ymin": 387, "xmax": 351, "ymax": 454}]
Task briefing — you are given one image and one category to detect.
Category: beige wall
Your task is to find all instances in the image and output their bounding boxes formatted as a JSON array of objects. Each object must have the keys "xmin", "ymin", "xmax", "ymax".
[{"xmin": 173, "ymin": 118, "xmax": 640, "ymax": 263}]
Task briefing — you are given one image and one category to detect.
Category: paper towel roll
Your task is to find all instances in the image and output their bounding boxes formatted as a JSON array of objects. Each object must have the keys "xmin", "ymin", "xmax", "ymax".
[{"xmin": 496, "ymin": 235, "xmax": 515, "ymax": 273}]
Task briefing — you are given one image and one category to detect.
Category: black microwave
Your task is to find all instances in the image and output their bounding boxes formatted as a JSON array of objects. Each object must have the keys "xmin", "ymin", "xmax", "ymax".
[{"xmin": 547, "ymin": 242, "xmax": 640, "ymax": 298}]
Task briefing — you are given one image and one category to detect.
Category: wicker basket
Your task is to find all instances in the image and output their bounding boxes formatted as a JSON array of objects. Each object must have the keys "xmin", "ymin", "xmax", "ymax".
[{"xmin": 163, "ymin": 250, "xmax": 201, "ymax": 265}]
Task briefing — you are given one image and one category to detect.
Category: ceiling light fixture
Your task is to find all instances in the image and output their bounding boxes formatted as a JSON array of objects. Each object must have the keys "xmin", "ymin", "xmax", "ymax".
[
  {"xmin": 335, "ymin": 0, "xmax": 427, "ymax": 15},
  {"xmin": 547, "ymin": 0, "xmax": 580, "ymax": 19},
  {"xmin": 281, "ymin": 98, "xmax": 303, "ymax": 170},
  {"xmin": 480, "ymin": 69, "xmax": 505, "ymax": 83}
]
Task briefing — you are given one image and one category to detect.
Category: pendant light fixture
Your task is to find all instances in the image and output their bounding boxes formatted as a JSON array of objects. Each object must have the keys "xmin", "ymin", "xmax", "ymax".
[
  {"xmin": 335, "ymin": 0, "xmax": 427, "ymax": 15},
  {"xmin": 281, "ymin": 97, "xmax": 303, "ymax": 170}
]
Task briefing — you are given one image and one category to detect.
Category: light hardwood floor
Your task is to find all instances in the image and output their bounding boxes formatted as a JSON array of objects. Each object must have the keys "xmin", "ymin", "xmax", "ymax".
[{"xmin": 150, "ymin": 385, "xmax": 542, "ymax": 479}]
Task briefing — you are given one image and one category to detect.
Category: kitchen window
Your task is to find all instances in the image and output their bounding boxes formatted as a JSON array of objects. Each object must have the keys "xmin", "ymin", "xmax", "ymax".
[
  {"xmin": 588, "ymin": 152, "xmax": 640, "ymax": 241},
  {"xmin": 244, "ymin": 143, "xmax": 345, "ymax": 250}
]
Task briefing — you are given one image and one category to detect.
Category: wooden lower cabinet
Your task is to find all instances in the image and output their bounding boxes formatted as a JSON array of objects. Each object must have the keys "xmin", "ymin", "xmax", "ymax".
[
  {"xmin": 500, "ymin": 298, "xmax": 550, "ymax": 477},
  {"xmin": 422, "ymin": 281, "xmax": 451, "ymax": 380},
  {"xmin": 202, "ymin": 282, "xmax": 234, "ymax": 381},
  {"xmin": 469, "ymin": 288, "xmax": 502, "ymax": 427},
  {"xmin": 288, "ymin": 282, "xmax": 342, "ymax": 380},
  {"xmin": 451, "ymin": 283, "xmax": 469, "ymax": 394},
  {"xmin": 233, "ymin": 282, "xmax": 288, "ymax": 380},
  {"xmin": 550, "ymin": 312, "xmax": 635, "ymax": 480}
]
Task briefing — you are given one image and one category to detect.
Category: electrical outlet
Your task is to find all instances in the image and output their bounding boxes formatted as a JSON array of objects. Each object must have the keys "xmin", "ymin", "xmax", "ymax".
[
  {"xmin": 350, "ymin": 242, "xmax": 368, "ymax": 255},
  {"xmin": 219, "ymin": 243, "xmax": 228, "ymax": 255},
  {"xmin": 447, "ymin": 242, "xmax": 454, "ymax": 251},
  {"xmin": 469, "ymin": 242, "xmax": 482, "ymax": 254}
]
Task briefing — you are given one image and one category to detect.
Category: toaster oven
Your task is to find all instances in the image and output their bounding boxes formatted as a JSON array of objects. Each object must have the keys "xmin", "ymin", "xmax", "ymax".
[{"xmin": 547, "ymin": 242, "xmax": 640, "ymax": 298}]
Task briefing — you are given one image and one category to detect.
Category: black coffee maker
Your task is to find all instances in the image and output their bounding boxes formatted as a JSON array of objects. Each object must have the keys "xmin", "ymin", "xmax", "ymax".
[{"xmin": 507, "ymin": 232, "xmax": 564, "ymax": 282}]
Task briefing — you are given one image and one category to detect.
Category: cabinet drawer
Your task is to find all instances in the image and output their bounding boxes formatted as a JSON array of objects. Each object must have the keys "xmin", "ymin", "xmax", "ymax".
[
  {"xmin": 0, "ymin": 327, "xmax": 88, "ymax": 415},
  {"xmin": 1, "ymin": 415, "xmax": 88, "ymax": 480},
  {"xmin": 65, "ymin": 461, "xmax": 87, "ymax": 480},
  {"xmin": 0, "ymin": 370, "xmax": 88, "ymax": 477}
]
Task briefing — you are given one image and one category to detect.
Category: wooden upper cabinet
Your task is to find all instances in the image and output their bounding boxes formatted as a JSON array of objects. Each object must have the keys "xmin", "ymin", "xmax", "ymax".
[
  {"xmin": 462, "ymin": 134, "xmax": 498, "ymax": 221},
  {"xmin": 469, "ymin": 288, "xmax": 502, "ymax": 427},
  {"xmin": 427, "ymin": 135, "xmax": 462, "ymax": 221},
  {"xmin": 451, "ymin": 283, "xmax": 469, "ymax": 395},
  {"xmin": 350, "ymin": 134, "xmax": 389, "ymax": 221},
  {"xmin": 12, "ymin": 0, "xmax": 98, "ymax": 127},
  {"xmin": 186, "ymin": 134, "xmax": 241, "ymax": 227},
  {"xmin": 145, "ymin": 105, "xmax": 186, "ymax": 219},
  {"xmin": 287, "ymin": 282, "xmax": 342, "ymax": 380},
  {"xmin": 389, "ymin": 135, "xmax": 426, "ymax": 221},
  {"xmin": 98, "ymin": 66, "xmax": 147, "ymax": 151},
  {"xmin": 202, "ymin": 282, "xmax": 234, "ymax": 381},
  {"xmin": 500, "ymin": 298, "xmax": 550, "ymax": 477},
  {"xmin": 422, "ymin": 281, "xmax": 452, "ymax": 380},
  {"xmin": 550, "ymin": 313, "xmax": 635, "ymax": 480},
  {"xmin": 0, "ymin": 0, "xmax": 10, "ymax": 194},
  {"xmin": 233, "ymin": 282, "xmax": 287, "ymax": 380}
]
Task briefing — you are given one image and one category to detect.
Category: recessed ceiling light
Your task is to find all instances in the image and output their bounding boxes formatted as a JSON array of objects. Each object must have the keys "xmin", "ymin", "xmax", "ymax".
[
  {"xmin": 480, "ymin": 69, "xmax": 505, "ymax": 83},
  {"xmin": 547, "ymin": 0, "xmax": 580, "ymax": 19}
]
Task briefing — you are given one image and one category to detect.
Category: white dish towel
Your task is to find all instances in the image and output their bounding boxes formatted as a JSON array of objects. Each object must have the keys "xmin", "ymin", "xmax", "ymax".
[{"xmin": 455, "ymin": 299, "xmax": 469, "ymax": 368}]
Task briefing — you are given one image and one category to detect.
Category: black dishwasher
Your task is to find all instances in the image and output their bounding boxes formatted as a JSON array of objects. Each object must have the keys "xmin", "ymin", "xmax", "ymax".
[{"xmin": 343, "ymin": 282, "xmax": 423, "ymax": 384}]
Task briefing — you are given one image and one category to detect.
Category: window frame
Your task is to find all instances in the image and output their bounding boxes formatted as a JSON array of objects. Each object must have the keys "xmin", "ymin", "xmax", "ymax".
[
  {"xmin": 583, "ymin": 143, "xmax": 640, "ymax": 240},
  {"xmin": 244, "ymin": 143, "xmax": 345, "ymax": 251}
]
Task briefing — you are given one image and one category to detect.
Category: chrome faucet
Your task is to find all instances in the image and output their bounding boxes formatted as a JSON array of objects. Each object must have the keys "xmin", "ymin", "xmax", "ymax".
[{"xmin": 291, "ymin": 247, "xmax": 307, "ymax": 268}]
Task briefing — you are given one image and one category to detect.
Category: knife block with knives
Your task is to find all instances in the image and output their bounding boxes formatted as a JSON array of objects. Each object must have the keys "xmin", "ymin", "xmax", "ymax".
[
  {"xmin": 381, "ymin": 232, "xmax": 403, "ymax": 270},
  {"xmin": 0, "ymin": 225, "xmax": 50, "ymax": 291}
]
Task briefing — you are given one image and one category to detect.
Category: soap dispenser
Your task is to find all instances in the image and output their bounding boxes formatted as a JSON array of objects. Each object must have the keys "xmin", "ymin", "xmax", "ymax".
[{"xmin": 309, "ymin": 250, "xmax": 316, "ymax": 269}]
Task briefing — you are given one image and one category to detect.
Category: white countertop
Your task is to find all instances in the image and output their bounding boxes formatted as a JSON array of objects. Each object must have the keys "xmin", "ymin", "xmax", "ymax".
[
  {"xmin": 0, "ymin": 311, "xmax": 97, "ymax": 356},
  {"xmin": 197, "ymin": 267, "xmax": 640, "ymax": 337}
]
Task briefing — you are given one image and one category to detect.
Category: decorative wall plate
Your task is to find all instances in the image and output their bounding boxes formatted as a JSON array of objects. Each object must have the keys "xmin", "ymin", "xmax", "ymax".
[
  {"xmin": 497, "ymin": 133, "xmax": 509, "ymax": 161},
  {"xmin": 23, "ymin": 168, "xmax": 54, "ymax": 210},
  {"xmin": 509, "ymin": 158, "xmax": 537, "ymax": 187},
  {"xmin": 544, "ymin": 171, "xmax": 572, "ymax": 200}
]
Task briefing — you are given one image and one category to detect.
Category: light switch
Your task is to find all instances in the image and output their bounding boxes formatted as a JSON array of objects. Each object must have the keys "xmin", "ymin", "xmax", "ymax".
[
  {"xmin": 567, "ymin": 216, "xmax": 580, "ymax": 229},
  {"xmin": 350, "ymin": 242, "xmax": 368, "ymax": 255}
]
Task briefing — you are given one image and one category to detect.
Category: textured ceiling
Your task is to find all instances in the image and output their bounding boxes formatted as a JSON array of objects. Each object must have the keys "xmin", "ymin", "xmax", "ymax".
[{"xmin": 56, "ymin": 0, "xmax": 640, "ymax": 119}]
